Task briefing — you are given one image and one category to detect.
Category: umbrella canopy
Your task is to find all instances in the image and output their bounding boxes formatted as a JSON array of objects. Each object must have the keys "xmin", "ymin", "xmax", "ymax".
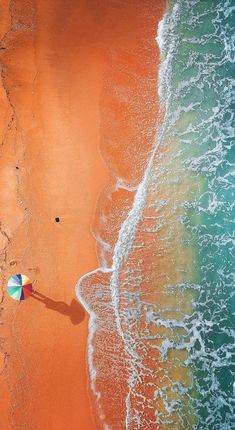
[{"xmin": 7, "ymin": 274, "xmax": 33, "ymax": 301}]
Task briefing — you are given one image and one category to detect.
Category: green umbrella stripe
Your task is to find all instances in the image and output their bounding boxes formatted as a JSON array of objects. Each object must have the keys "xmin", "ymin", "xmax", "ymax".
[
  {"xmin": 9, "ymin": 288, "xmax": 22, "ymax": 300},
  {"xmin": 8, "ymin": 286, "xmax": 22, "ymax": 295}
]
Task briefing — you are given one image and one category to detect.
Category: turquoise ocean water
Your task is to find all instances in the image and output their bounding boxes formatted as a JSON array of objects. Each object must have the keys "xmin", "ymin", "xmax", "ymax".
[
  {"xmin": 77, "ymin": 1, "xmax": 235, "ymax": 429},
  {"xmin": 159, "ymin": 1, "xmax": 235, "ymax": 428}
]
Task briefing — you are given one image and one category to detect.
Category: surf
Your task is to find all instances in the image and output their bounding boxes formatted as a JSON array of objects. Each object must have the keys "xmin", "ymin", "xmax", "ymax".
[{"xmin": 76, "ymin": 1, "xmax": 235, "ymax": 428}]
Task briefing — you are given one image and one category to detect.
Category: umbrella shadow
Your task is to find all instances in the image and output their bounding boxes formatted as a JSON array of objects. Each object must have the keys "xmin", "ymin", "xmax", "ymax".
[{"xmin": 31, "ymin": 291, "xmax": 85, "ymax": 325}]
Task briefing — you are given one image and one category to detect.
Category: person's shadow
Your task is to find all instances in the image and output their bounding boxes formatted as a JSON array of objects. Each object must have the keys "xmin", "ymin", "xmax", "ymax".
[{"xmin": 31, "ymin": 291, "xmax": 85, "ymax": 325}]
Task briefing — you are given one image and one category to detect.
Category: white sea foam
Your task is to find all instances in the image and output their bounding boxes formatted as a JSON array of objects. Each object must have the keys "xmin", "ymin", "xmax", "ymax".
[
  {"xmin": 76, "ymin": 267, "xmax": 113, "ymax": 427},
  {"xmin": 76, "ymin": 0, "xmax": 235, "ymax": 428}
]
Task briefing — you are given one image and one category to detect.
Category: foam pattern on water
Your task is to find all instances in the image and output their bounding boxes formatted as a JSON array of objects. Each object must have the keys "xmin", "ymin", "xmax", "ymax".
[{"xmin": 77, "ymin": 1, "xmax": 235, "ymax": 428}]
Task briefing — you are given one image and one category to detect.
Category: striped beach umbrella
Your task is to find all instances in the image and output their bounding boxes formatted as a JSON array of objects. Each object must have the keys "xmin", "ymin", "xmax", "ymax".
[{"xmin": 7, "ymin": 274, "xmax": 33, "ymax": 301}]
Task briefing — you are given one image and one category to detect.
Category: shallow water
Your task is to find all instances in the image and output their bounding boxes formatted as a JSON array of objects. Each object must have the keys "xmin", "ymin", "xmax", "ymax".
[{"xmin": 77, "ymin": 1, "xmax": 235, "ymax": 428}]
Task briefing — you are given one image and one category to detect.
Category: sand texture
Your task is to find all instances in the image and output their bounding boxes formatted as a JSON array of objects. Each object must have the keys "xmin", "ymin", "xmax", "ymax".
[{"xmin": 0, "ymin": 1, "xmax": 165, "ymax": 429}]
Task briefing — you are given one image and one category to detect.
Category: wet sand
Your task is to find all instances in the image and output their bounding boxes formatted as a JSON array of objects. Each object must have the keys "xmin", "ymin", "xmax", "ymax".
[{"xmin": 0, "ymin": 1, "xmax": 165, "ymax": 429}]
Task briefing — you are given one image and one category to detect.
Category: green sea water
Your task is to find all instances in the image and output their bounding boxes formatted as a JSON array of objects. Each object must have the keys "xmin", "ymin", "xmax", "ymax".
[
  {"xmin": 158, "ymin": 0, "xmax": 235, "ymax": 428},
  {"xmin": 76, "ymin": 1, "xmax": 235, "ymax": 429}
]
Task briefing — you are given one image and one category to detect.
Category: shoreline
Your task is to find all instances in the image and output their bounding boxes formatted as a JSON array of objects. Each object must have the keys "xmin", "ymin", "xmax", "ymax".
[{"xmin": 76, "ymin": 2, "xmax": 166, "ymax": 428}]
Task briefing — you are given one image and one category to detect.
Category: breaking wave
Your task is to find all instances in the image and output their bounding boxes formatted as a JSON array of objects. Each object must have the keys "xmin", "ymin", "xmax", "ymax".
[{"xmin": 76, "ymin": 1, "xmax": 235, "ymax": 429}]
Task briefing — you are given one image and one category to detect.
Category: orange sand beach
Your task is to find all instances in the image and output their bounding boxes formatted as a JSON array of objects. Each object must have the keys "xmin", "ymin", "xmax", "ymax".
[{"xmin": 0, "ymin": 1, "xmax": 166, "ymax": 429}]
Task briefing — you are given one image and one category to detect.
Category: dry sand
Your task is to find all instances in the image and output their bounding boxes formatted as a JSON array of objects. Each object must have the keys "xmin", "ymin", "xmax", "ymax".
[{"xmin": 0, "ymin": 1, "xmax": 165, "ymax": 429}]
